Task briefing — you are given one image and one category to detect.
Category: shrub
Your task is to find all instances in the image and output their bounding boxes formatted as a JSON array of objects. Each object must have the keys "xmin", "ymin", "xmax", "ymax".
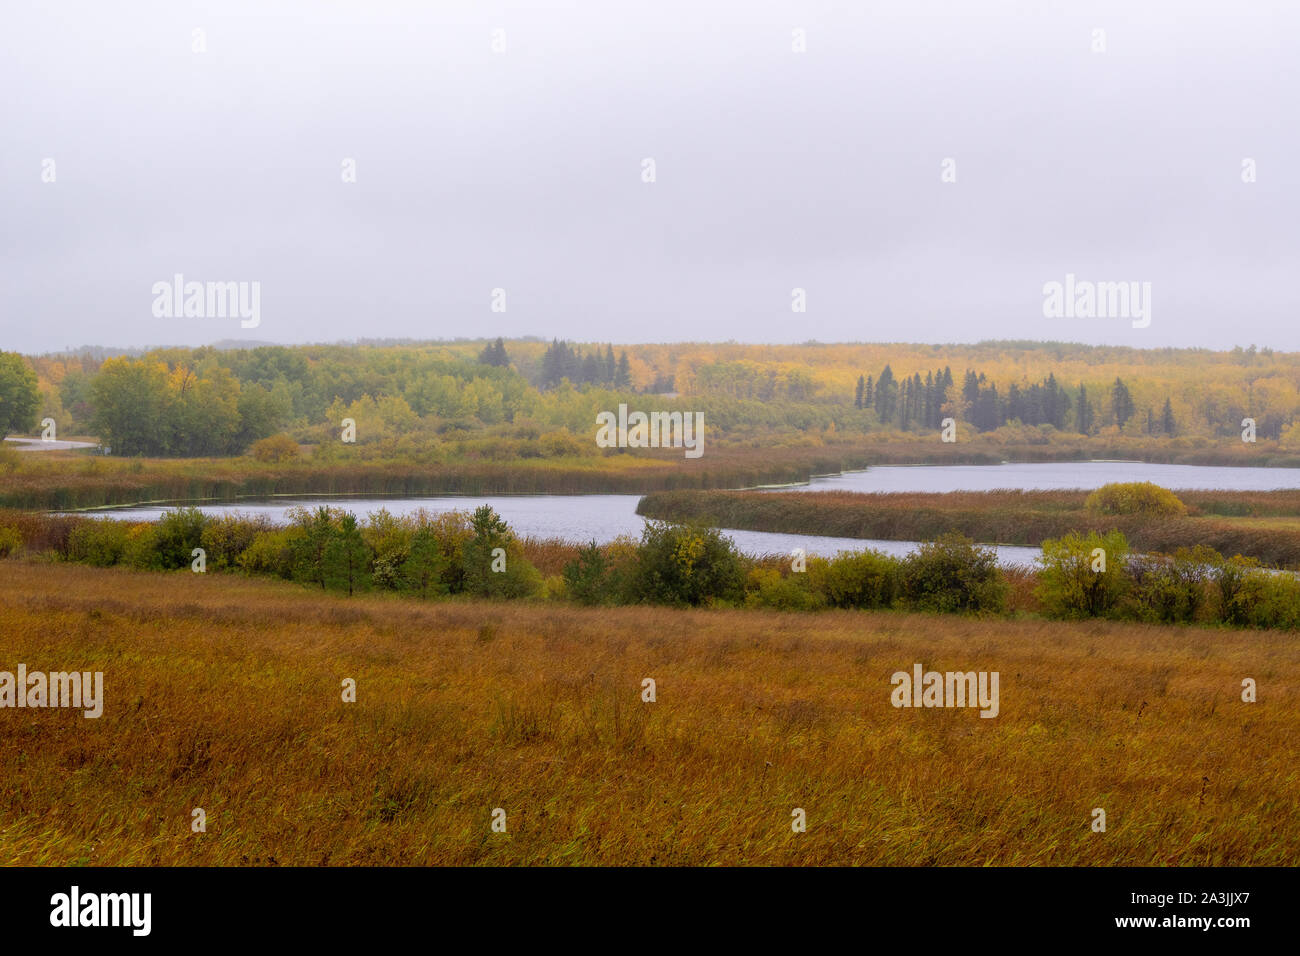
[
  {"xmin": 1235, "ymin": 570, "xmax": 1300, "ymax": 630},
  {"xmin": 199, "ymin": 513, "xmax": 270, "ymax": 570},
  {"xmin": 461, "ymin": 506, "xmax": 542, "ymax": 600},
  {"xmin": 1085, "ymin": 482, "xmax": 1187, "ymax": 517},
  {"xmin": 154, "ymin": 507, "xmax": 209, "ymax": 569},
  {"xmin": 1036, "ymin": 530, "xmax": 1129, "ymax": 618},
  {"xmin": 744, "ymin": 567, "xmax": 822, "ymax": 611},
  {"xmin": 1213, "ymin": 555, "xmax": 1258, "ymax": 626},
  {"xmin": 899, "ymin": 534, "xmax": 1007, "ymax": 614},
  {"xmin": 1125, "ymin": 549, "xmax": 1215, "ymax": 624},
  {"xmin": 287, "ymin": 505, "xmax": 346, "ymax": 589},
  {"xmin": 67, "ymin": 519, "xmax": 130, "ymax": 567},
  {"xmin": 807, "ymin": 550, "xmax": 899, "ymax": 609},
  {"xmin": 364, "ymin": 508, "xmax": 413, "ymax": 590},
  {"xmin": 411, "ymin": 509, "xmax": 473, "ymax": 594},
  {"xmin": 249, "ymin": 434, "xmax": 300, "ymax": 462},
  {"xmin": 628, "ymin": 521, "xmax": 747, "ymax": 607},
  {"xmin": 122, "ymin": 523, "xmax": 163, "ymax": 570},
  {"xmin": 237, "ymin": 528, "xmax": 303, "ymax": 578},
  {"xmin": 562, "ymin": 540, "xmax": 611, "ymax": 606}
]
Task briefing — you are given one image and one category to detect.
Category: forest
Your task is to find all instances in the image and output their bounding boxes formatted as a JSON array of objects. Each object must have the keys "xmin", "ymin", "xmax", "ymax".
[{"xmin": 3, "ymin": 338, "xmax": 1300, "ymax": 459}]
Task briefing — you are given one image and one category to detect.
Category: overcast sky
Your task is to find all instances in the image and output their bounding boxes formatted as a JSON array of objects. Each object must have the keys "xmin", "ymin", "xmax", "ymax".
[{"xmin": 3, "ymin": 0, "xmax": 1297, "ymax": 354}]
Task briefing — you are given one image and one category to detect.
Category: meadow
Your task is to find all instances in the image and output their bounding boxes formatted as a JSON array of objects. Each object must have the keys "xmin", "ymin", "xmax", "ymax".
[{"xmin": 1, "ymin": 560, "xmax": 1295, "ymax": 866}]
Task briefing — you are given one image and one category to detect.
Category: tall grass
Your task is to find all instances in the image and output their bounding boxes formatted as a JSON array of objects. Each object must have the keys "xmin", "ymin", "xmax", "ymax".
[{"xmin": 1, "ymin": 561, "xmax": 1295, "ymax": 865}]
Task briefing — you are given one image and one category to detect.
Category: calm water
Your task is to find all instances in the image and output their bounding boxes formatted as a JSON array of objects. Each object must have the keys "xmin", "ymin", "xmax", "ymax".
[
  {"xmin": 82, "ymin": 460, "xmax": 1300, "ymax": 563},
  {"xmin": 795, "ymin": 461, "xmax": 1300, "ymax": 493}
]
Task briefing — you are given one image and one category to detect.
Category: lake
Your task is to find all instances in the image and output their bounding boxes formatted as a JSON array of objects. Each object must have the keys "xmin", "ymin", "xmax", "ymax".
[{"xmin": 81, "ymin": 460, "xmax": 1300, "ymax": 564}]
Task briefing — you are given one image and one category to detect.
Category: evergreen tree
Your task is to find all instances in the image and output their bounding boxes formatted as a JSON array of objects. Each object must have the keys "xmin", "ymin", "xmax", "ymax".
[
  {"xmin": 291, "ymin": 506, "xmax": 336, "ymax": 591},
  {"xmin": 478, "ymin": 337, "xmax": 510, "ymax": 367},
  {"xmin": 874, "ymin": 365, "xmax": 897, "ymax": 422},
  {"xmin": 615, "ymin": 352, "xmax": 632, "ymax": 389},
  {"xmin": 854, "ymin": 375, "xmax": 865, "ymax": 409},
  {"xmin": 1112, "ymin": 377, "xmax": 1135, "ymax": 428},
  {"xmin": 1077, "ymin": 384, "xmax": 1094, "ymax": 434},
  {"xmin": 1161, "ymin": 397, "xmax": 1176, "ymax": 435},
  {"xmin": 323, "ymin": 513, "xmax": 371, "ymax": 597},
  {"xmin": 401, "ymin": 527, "xmax": 449, "ymax": 599}
]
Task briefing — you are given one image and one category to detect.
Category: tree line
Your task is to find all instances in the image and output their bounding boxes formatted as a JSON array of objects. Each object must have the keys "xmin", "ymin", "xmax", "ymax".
[{"xmin": 854, "ymin": 365, "xmax": 1178, "ymax": 435}]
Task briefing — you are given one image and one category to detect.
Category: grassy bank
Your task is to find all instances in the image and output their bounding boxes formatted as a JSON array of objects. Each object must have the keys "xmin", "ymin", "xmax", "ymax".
[
  {"xmin": 638, "ymin": 488, "xmax": 1300, "ymax": 569},
  {"xmin": 1, "ymin": 561, "xmax": 1294, "ymax": 865},
  {"xmin": 7, "ymin": 432, "xmax": 1300, "ymax": 511}
]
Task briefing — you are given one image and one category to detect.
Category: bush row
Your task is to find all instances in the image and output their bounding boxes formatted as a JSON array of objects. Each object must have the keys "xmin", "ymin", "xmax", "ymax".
[{"xmin": 4, "ymin": 509, "xmax": 1299, "ymax": 629}]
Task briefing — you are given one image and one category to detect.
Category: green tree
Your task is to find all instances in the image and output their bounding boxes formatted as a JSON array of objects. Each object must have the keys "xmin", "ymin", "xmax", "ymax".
[
  {"xmin": 323, "ymin": 513, "xmax": 371, "ymax": 596},
  {"xmin": 1161, "ymin": 397, "xmax": 1176, "ymax": 435},
  {"xmin": 289, "ymin": 506, "xmax": 339, "ymax": 590},
  {"xmin": 0, "ymin": 351, "xmax": 41, "ymax": 437},
  {"xmin": 562, "ymin": 540, "xmax": 610, "ymax": 605},
  {"xmin": 462, "ymin": 505, "xmax": 540, "ymax": 598},
  {"xmin": 478, "ymin": 338, "xmax": 510, "ymax": 367},
  {"xmin": 1111, "ymin": 377, "xmax": 1135, "ymax": 428},
  {"xmin": 1076, "ymin": 383, "xmax": 1094, "ymax": 434},
  {"xmin": 88, "ymin": 358, "xmax": 173, "ymax": 455},
  {"xmin": 400, "ymin": 527, "xmax": 449, "ymax": 598}
]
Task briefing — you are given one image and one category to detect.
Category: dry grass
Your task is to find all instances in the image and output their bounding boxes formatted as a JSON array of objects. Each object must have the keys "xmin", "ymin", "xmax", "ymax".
[{"xmin": 1, "ymin": 560, "xmax": 1296, "ymax": 866}]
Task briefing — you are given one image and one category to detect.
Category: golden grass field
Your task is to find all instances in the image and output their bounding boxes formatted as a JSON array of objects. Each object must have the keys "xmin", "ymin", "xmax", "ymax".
[{"xmin": 1, "ymin": 560, "xmax": 1296, "ymax": 866}]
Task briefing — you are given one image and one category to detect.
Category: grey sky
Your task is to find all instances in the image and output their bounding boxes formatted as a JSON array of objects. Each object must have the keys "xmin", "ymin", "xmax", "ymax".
[{"xmin": 3, "ymin": 0, "xmax": 1297, "ymax": 354}]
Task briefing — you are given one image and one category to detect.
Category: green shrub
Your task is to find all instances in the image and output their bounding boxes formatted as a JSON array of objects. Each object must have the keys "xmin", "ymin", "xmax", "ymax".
[
  {"xmin": 744, "ymin": 567, "xmax": 822, "ymax": 611},
  {"xmin": 456, "ymin": 506, "xmax": 542, "ymax": 600},
  {"xmin": 67, "ymin": 520, "xmax": 130, "ymax": 566},
  {"xmin": 0, "ymin": 525, "xmax": 22, "ymax": 558},
  {"xmin": 237, "ymin": 528, "xmax": 303, "ymax": 578},
  {"xmin": 562, "ymin": 540, "xmax": 611, "ymax": 606},
  {"xmin": 1125, "ymin": 548, "xmax": 1215, "ymax": 624},
  {"xmin": 199, "ymin": 513, "xmax": 270, "ymax": 570},
  {"xmin": 1085, "ymin": 482, "xmax": 1187, "ymax": 517},
  {"xmin": 1213, "ymin": 555, "xmax": 1258, "ymax": 626},
  {"xmin": 154, "ymin": 507, "xmax": 209, "ymax": 569},
  {"xmin": 363, "ymin": 509, "xmax": 414, "ymax": 590},
  {"xmin": 413, "ymin": 510, "xmax": 473, "ymax": 594},
  {"xmin": 1036, "ymin": 530, "xmax": 1130, "ymax": 618},
  {"xmin": 899, "ymin": 534, "xmax": 1007, "ymax": 614},
  {"xmin": 1235, "ymin": 570, "xmax": 1300, "ymax": 630},
  {"xmin": 807, "ymin": 550, "xmax": 899, "ymax": 609},
  {"xmin": 287, "ymin": 505, "xmax": 346, "ymax": 589},
  {"xmin": 628, "ymin": 520, "xmax": 747, "ymax": 607},
  {"xmin": 122, "ymin": 523, "xmax": 163, "ymax": 570}
]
